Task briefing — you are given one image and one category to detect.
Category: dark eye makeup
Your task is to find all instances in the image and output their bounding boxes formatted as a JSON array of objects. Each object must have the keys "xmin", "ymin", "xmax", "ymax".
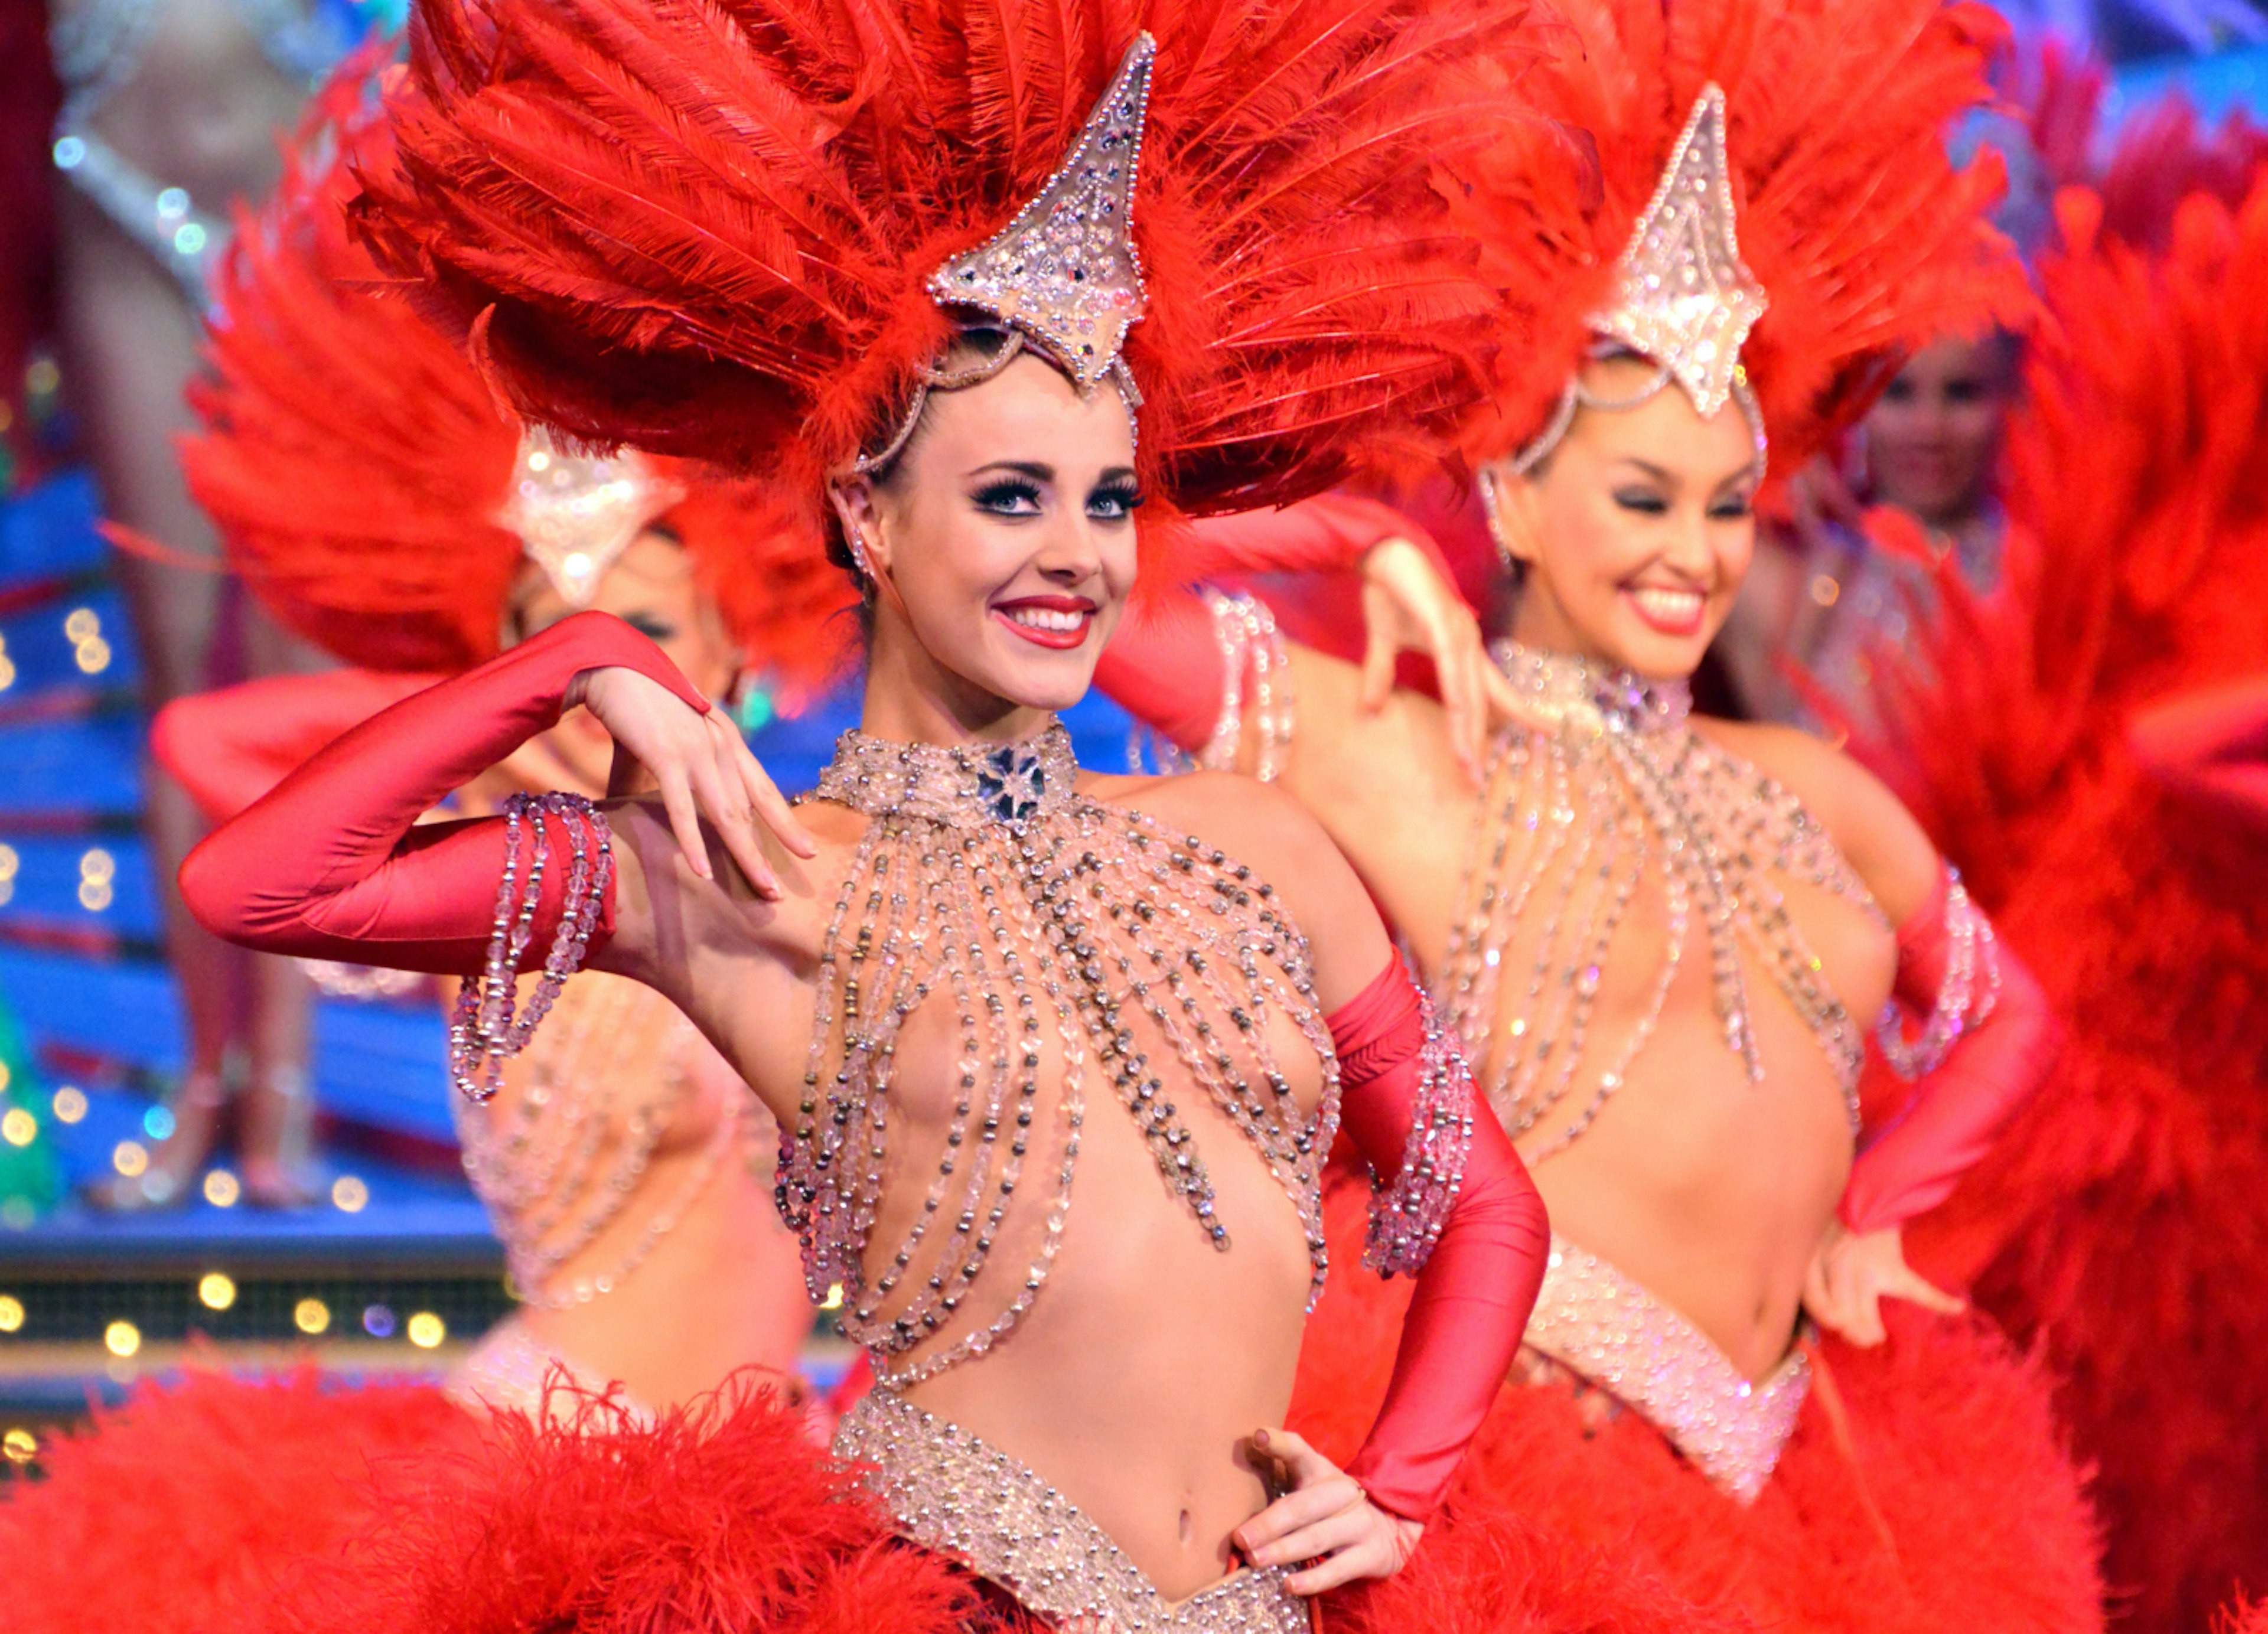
[
  {"xmin": 622, "ymin": 611, "xmax": 680, "ymax": 642},
  {"xmin": 1612, "ymin": 489, "xmax": 1670, "ymax": 516},
  {"xmin": 972, "ymin": 477, "xmax": 1046, "ymax": 515},
  {"xmin": 1089, "ymin": 480, "xmax": 1145, "ymax": 520}
]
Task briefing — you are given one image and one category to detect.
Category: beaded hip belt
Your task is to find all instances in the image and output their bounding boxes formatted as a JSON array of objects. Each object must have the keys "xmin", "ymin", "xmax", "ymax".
[
  {"xmin": 1520, "ymin": 1234, "xmax": 1808, "ymax": 1503},
  {"xmin": 835, "ymin": 1389, "xmax": 1308, "ymax": 1634}
]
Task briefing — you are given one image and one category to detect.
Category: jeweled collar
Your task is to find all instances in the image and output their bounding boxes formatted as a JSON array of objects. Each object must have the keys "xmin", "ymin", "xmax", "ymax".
[
  {"xmin": 1490, "ymin": 640, "xmax": 1692, "ymax": 738},
  {"xmin": 815, "ymin": 723, "xmax": 1083, "ymax": 831}
]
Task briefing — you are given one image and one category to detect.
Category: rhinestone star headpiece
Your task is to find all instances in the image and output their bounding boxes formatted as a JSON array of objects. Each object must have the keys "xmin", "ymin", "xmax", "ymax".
[
  {"xmin": 496, "ymin": 425, "xmax": 685, "ymax": 607},
  {"xmin": 1593, "ymin": 84, "xmax": 1768, "ymax": 418},
  {"xmin": 927, "ymin": 34, "xmax": 1153, "ymax": 391}
]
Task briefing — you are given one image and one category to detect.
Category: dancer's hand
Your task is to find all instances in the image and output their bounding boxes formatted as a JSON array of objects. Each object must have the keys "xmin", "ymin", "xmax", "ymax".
[
  {"xmin": 1235, "ymin": 1426, "xmax": 1423, "ymax": 1594},
  {"xmin": 1357, "ymin": 538, "xmax": 1533, "ymax": 784},
  {"xmin": 566, "ymin": 664, "xmax": 816, "ymax": 898},
  {"xmin": 1803, "ymin": 1220, "xmax": 1965, "ymax": 1347}
]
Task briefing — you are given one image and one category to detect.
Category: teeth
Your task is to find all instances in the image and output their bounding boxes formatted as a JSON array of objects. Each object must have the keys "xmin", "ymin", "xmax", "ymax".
[
  {"xmin": 1003, "ymin": 606, "xmax": 1087, "ymax": 633},
  {"xmin": 1632, "ymin": 588, "xmax": 1703, "ymax": 623}
]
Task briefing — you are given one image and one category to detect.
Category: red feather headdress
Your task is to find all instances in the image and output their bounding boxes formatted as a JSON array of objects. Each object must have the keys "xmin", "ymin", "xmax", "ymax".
[
  {"xmin": 1445, "ymin": 0, "xmax": 2028, "ymax": 478},
  {"xmin": 187, "ymin": 80, "xmax": 855, "ymax": 690},
  {"xmin": 349, "ymin": 0, "xmax": 1532, "ymax": 572}
]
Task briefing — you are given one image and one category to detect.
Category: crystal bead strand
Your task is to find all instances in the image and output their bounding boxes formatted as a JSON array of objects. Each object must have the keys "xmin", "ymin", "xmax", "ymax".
[{"xmin": 781, "ymin": 726, "xmax": 1338, "ymax": 1389}]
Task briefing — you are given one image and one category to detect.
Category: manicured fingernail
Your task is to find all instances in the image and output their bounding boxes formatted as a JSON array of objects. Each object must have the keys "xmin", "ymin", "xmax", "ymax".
[{"xmin": 1253, "ymin": 1428, "xmax": 1270, "ymax": 1449}]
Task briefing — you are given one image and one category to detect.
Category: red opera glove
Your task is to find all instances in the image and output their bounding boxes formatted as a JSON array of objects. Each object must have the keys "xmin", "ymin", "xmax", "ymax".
[
  {"xmin": 1839, "ymin": 867, "xmax": 2058, "ymax": 1235},
  {"xmin": 1325, "ymin": 961, "xmax": 1546, "ymax": 1522},
  {"xmin": 152, "ymin": 669, "xmax": 439, "ymax": 826},
  {"xmin": 178, "ymin": 611, "xmax": 708, "ymax": 975},
  {"xmin": 2129, "ymin": 676, "xmax": 2268, "ymax": 837}
]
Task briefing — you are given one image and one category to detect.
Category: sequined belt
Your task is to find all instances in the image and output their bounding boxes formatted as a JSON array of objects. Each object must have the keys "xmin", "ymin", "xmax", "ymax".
[
  {"xmin": 1520, "ymin": 1234, "xmax": 1808, "ymax": 1503},
  {"xmin": 835, "ymin": 1390, "xmax": 1308, "ymax": 1634}
]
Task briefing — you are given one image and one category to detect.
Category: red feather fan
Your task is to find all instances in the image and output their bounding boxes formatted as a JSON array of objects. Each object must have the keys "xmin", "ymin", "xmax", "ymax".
[
  {"xmin": 1439, "ymin": 0, "xmax": 2028, "ymax": 478},
  {"xmin": 188, "ymin": 71, "xmax": 855, "ymax": 689},
  {"xmin": 1856, "ymin": 158, "xmax": 2268, "ymax": 1632},
  {"xmin": 350, "ymin": 0, "xmax": 1535, "ymax": 577}
]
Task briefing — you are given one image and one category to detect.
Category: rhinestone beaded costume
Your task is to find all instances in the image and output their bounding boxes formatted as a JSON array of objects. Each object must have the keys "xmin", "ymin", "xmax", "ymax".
[
  {"xmin": 1524, "ymin": 1234, "xmax": 1808, "ymax": 1502},
  {"xmin": 785, "ymin": 725, "xmax": 1339, "ymax": 1389},
  {"xmin": 1439, "ymin": 643, "xmax": 1884, "ymax": 1159},
  {"xmin": 838, "ymin": 1390, "xmax": 1307, "ymax": 1633}
]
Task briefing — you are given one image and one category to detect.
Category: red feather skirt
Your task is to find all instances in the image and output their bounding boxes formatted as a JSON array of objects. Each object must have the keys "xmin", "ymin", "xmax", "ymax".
[{"xmin": 1295, "ymin": 1185, "xmax": 2106, "ymax": 1634}]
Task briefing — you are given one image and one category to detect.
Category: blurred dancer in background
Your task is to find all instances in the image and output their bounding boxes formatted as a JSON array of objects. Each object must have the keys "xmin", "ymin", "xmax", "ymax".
[
  {"xmin": 0, "ymin": 79, "xmax": 839, "ymax": 1634},
  {"xmin": 48, "ymin": 0, "xmax": 384, "ymax": 1206}
]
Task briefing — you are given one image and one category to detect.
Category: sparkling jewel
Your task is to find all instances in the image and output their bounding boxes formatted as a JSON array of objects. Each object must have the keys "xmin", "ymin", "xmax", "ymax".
[
  {"xmin": 1593, "ymin": 85, "xmax": 1768, "ymax": 418},
  {"xmin": 930, "ymin": 35, "xmax": 1153, "ymax": 390},
  {"xmin": 783, "ymin": 723, "xmax": 1338, "ymax": 1390}
]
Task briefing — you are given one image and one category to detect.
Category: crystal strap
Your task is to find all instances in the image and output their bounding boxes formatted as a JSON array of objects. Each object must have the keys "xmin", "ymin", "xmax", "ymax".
[
  {"xmin": 1875, "ymin": 870, "xmax": 2002, "ymax": 1079},
  {"xmin": 1521, "ymin": 1234, "xmax": 1809, "ymax": 1503},
  {"xmin": 814, "ymin": 724, "xmax": 1083, "ymax": 831},
  {"xmin": 449, "ymin": 792, "xmax": 612, "ymax": 1104},
  {"xmin": 836, "ymin": 1390, "xmax": 1308, "ymax": 1634},
  {"xmin": 1361, "ymin": 987, "xmax": 1477, "ymax": 1277}
]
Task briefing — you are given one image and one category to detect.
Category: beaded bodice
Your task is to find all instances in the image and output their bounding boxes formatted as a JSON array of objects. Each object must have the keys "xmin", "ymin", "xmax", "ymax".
[
  {"xmin": 454, "ymin": 971, "xmax": 757, "ymax": 1310},
  {"xmin": 1438, "ymin": 643, "xmax": 1885, "ymax": 1159},
  {"xmin": 783, "ymin": 725, "xmax": 1339, "ymax": 1389}
]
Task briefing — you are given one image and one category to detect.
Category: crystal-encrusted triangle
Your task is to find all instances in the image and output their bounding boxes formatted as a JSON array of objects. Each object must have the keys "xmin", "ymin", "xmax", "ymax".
[
  {"xmin": 1592, "ymin": 85, "xmax": 1768, "ymax": 418},
  {"xmin": 496, "ymin": 426, "xmax": 685, "ymax": 608},
  {"xmin": 927, "ymin": 34, "xmax": 1154, "ymax": 389}
]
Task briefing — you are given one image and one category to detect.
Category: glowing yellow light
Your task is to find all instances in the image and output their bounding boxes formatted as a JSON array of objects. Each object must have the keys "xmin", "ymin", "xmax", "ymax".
[
  {"xmin": 197, "ymin": 1272, "xmax": 237, "ymax": 1311},
  {"xmin": 77, "ymin": 878, "xmax": 113, "ymax": 912},
  {"xmin": 1809, "ymin": 574, "xmax": 1842, "ymax": 608},
  {"xmin": 73, "ymin": 637, "xmax": 112, "ymax": 675},
  {"xmin": 203, "ymin": 1169, "xmax": 240, "ymax": 1208},
  {"xmin": 0, "ymin": 655, "xmax": 15, "ymax": 693},
  {"xmin": 0, "ymin": 1061, "xmax": 11, "ymax": 1091},
  {"xmin": 103, "ymin": 1320, "xmax": 141, "ymax": 1358},
  {"xmin": 406, "ymin": 1312, "xmax": 447, "ymax": 1349},
  {"xmin": 0, "ymin": 1108, "xmax": 34, "ymax": 1147},
  {"xmin": 25, "ymin": 358, "xmax": 59, "ymax": 396},
  {"xmin": 3, "ymin": 1428, "xmax": 35, "ymax": 1465},
  {"xmin": 0, "ymin": 1294, "xmax": 22, "ymax": 1332},
  {"xmin": 820, "ymin": 1282, "xmax": 845, "ymax": 1312},
  {"xmin": 63, "ymin": 609, "xmax": 99, "ymax": 642},
  {"xmin": 0, "ymin": 400, "xmax": 14, "ymax": 432},
  {"xmin": 0, "ymin": 844, "xmax": 18, "ymax": 882},
  {"xmin": 293, "ymin": 1298, "xmax": 330, "ymax": 1335},
  {"xmin": 112, "ymin": 1140, "xmax": 148, "ymax": 1178},
  {"xmin": 51, "ymin": 1085, "xmax": 87, "ymax": 1124},
  {"xmin": 330, "ymin": 1175, "xmax": 369, "ymax": 1214},
  {"xmin": 79, "ymin": 848, "xmax": 115, "ymax": 884},
  {"xmin": 526, "ymin": 449, "xmax": 551, "ymax": 472}
]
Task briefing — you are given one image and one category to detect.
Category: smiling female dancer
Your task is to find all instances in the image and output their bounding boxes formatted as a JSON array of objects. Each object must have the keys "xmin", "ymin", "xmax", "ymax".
[
  {"xmin": 171, "ymin": 0, "xmax": 1560, "ymax": 1628},
  {"xmin": 1092, "ymin": 0, "xmax": 2106, "ymax": 1628}
]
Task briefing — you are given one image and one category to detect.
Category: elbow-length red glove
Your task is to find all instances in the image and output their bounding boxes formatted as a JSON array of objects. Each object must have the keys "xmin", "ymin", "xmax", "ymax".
[
  {"xmin": 152, "ymin": 669, "xmax": 440, "ymax": 826},
  {"xmin": 1839, "ymin": 867, "xmax": 2059, "ymax": 1235},
  {"xmin": 1096, "ymin": 494, "xmax": 1447, "ymax": 755},
  {"xmin": 1325, "ymin": 961, "xmax": 1546, "ymax": 1522},
  {"xmin": 178, "ymin": 611, "xmax": 708, "ymax": 974}
]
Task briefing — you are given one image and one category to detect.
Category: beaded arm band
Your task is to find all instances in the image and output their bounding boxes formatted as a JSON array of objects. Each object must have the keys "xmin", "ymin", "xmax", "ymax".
[
  {"xmin": 1875, "ymin": 870, "xmax": 2001, "ymax": 1081},
  {"xmin": 449, "ymin": 792, "xmax": 614, "ymax": 1104},
  {"xmin": 1361, "ymin": 992, "xmax": 1479, "ymax": 1279},
  {"xmin": 1169, "ymin": 591, "xmax": 1295, "ymax": 782}
]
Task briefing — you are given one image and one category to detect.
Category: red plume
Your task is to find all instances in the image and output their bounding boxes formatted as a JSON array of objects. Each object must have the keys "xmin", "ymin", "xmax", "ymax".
[{"xmin": 1445, "ymin": 0, "xmax": 2028, "ymax": 475}]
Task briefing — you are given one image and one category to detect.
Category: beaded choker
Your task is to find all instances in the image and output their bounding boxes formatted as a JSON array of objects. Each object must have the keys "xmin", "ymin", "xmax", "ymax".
[
  {"xmin": 786, "ymin": 724, "xmax": 1339, "ymax": 1388},
  {"xmin": 1439, "ymin": 644, "xmax": 1880, "ymax": 1157}
]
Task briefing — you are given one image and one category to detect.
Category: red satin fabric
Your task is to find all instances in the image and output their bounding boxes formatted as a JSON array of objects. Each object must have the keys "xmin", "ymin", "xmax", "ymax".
[
  {"xmin": 1838, "ymin": 869, "xmax": 2058, "ymax": 1235},
  {"xmin": 1325, "ymin": 961, "xmax": 1547, "ymax": 1522},
  {"xmin": 152, "ymin": 668, "xmax": 439, "ymax": 826},
  {"xmin": 177, "ymin": 611, "xmax": 709, "ymax": 975}
]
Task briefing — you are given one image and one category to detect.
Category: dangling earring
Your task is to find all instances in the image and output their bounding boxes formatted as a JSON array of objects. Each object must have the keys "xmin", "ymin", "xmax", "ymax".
[
  {"xmin": 846, "ymin": 521, "xmax": 879, "ymax": 585},
  {"xmin": 1477, "ymin": 466, "xmax": 1518, "ymax": 576}
]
